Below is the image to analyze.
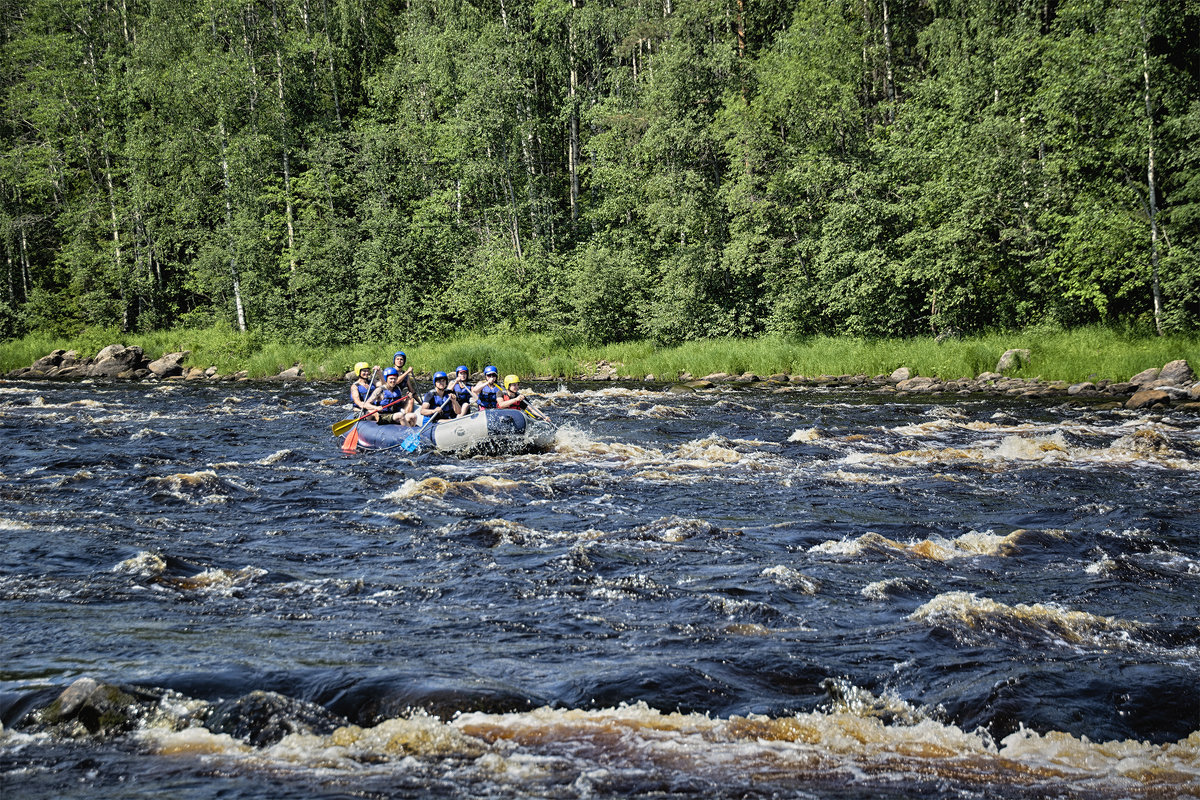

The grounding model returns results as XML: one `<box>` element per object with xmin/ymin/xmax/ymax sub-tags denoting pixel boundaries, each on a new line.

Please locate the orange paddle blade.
<box><xmin>341</xmin><ymin>427</ymin><xmax>360</xmax><ymax>454</ymax></box>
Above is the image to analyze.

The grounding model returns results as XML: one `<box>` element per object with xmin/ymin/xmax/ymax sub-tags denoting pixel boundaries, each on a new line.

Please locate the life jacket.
<box><xmin>453</xmin><ymin>382</ymin><xmax>473</xmax><ymax>404</ymax></box>
<box><xmin>501</xmin><ymin>391</ymin><xmax>526</xmax><ymax>411</ymax></box>
<box><xmin>478</xmin><ymin>384</ymin><xmax>499</xmax><ymax>409</ymax></box>
<box><xmin>352</xmin><ymin>382</ymin><xmax>371</xmax><ymax>403</ymax></box>
<box><xmin>377</xmin><ymin>385</ymin><xmax>406</xmax><ymax>409</ymax></box>
<box><xmin>422</xmin><ymin>389</ymin><xmax>455</xmax><ymax>422</ymax></box>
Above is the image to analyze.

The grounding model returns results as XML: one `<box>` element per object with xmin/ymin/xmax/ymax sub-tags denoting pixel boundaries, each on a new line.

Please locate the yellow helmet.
<box><xmin>504</xmin><ymin>374</ymin><xmax>520</xmax><ymax>389</ymax></box>
<box><xmin>354</xmin><ymin>361</ymin><xmax>370</xmax><ymax>373</ymax></box>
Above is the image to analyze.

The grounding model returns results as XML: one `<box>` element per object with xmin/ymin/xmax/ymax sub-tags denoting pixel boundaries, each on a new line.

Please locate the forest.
<box><xmin>1</xmin><ymin>0</ymin><xmax>1198</xmax><ymax>347</ymax></box>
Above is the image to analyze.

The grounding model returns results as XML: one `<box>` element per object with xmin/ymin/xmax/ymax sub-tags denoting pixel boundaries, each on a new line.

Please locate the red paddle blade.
<box><xmin>341</xmin><ymin>427</ymin><xmax>360</xmax><ymax>454</ymax></box>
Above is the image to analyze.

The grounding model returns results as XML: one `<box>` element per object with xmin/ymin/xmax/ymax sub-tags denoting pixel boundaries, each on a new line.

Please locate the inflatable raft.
<box><xmin>343</xmin><ymin>408</ymin><xmax>555</xmax><ymax>455</ymax></box>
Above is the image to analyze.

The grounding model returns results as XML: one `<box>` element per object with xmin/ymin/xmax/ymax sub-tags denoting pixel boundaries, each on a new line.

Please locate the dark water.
<box><xmin>1</xmin><ymin>379</ymin><xmax>1197</xmax><ymax>799</ymax></box>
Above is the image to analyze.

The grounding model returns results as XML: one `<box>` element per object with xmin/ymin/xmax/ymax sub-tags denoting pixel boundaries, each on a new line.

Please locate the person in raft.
<box><xmin>388</xmin><ymin>351</ymin><xmax>417</xmax><ymax>414</ymax></box>
<box><xmin>367</xmin><ymin>367</ymin><xmax>417</xmax><ymax>425</ymax></box>
<box><xmin>497</xmin><ymin>375</ymin><xmax>550</xmax><ymax>421</ymax></box>
<box><xmin>472</xmin><ymin>365</ymin><xmax>501</xmax><ymax>410</ymax></box>
<box><xmin>349</xmin><ymin>362</ymin><xmax>376</xmax><ymax>413</ymax></box>
<box><xmin>449</xmin><ymin>366</ymin><xmax>475</xmax><ymax>413</ymax></box>
<box><xmin>418</xmin><ymin>371</ymin><xmax>465</xmax><ymax>423</ymax></box>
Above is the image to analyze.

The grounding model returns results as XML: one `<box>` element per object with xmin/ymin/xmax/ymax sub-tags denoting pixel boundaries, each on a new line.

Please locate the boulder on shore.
<box><xmin>896</xmin><ymin>376</ymin><xmax>939</xmax><ymax>392</ymax></box>
<box><xmin>275</xmin><ymin>365</ymin><xmax>304</xmax><ymax>381</ymax></box>
<box><xmin>1126</xmin><ymin>389</ymin><xmax>1172</xmax><ymax>410</ymax></box>
<box><xmin>1129</xmin><ymin>367</ymin><xmax>1161</xmax><ymax>386</ymax></box>
<box><xmin>147</xmin><ymin>350</ymin><xmax>189</xmax><ymax>378</ymax></box>
<box><xmin>88</xmin><ymin>344</ymin><xmax>148</xmax><ymax>378</ymax></box>
<box><xmin>996</xmin><ymin>348</ymin><xmax>1031</xmax><ymax>373</ymax></box>
<box><xmin>1158</xmin><ymin>359</ymin><xmax>1194</xmax><ymax>385</ymax></box>
<box><xmin>889</xmin><ymin>367</ymin><xmax>912</xmax><ymax>383</ymax></box>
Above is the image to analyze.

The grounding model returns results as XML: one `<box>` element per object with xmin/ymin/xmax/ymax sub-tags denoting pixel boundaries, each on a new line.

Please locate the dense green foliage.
<box><xmin>2</xmin><ymin>0</ymin><xmax>1197</xmax><ymax>345</ymax></box>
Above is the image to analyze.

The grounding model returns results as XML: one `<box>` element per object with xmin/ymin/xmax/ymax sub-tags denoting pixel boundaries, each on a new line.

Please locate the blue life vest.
<box><xmin>422</xmin><ymin>390</ymin><xmax>455</xmax><ymax>421</ymax></box>
<box><xmin>478</xmin><ymin>385</ymin><xmax>499</xmax><ymax>409</ymax></box>
<box><xmin>453</xmin><ymin>383</ymin><xmax>472</xmax><ymax>404</ymax></box>
<box><xmin>377</xmin><ymin>386</ymin><xmax>406</xmax><ymax>408</ymax></box>
<box><xmin>353</xmin><ymin>382</ymin><xmax>371</xmax><ymax>403</ymax></box>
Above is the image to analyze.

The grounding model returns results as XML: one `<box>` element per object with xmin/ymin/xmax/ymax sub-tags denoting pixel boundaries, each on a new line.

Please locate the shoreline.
<box><xmin>5</xmin><ymin>344</ymin><xmax>1198</xmax><ymax>411</ymax></box>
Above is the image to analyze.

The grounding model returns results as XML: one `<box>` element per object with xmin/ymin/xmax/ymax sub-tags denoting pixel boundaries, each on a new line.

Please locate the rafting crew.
<box><xmin>346</xmin><ymin>360</ymin><xmax>549</xmax><ymax>427</ymax></box>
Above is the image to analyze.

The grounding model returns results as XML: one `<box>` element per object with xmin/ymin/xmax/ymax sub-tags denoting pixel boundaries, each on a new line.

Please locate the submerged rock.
<box><xmin>205</xmin><ymin>690</ymin><xmax>346</xmax><ymax>747</ymax></box>
<box><xmin>25</xmin><ymin>677</ymin><xmax>164</xmax><ymax>738</ymax></box>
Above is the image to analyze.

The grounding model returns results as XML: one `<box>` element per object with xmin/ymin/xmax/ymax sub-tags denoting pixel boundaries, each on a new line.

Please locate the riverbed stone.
<box><xmin>147</xmin><ymin>351</ymin><xmax>189</xmax><ymax>378</ymax></box>
<box><xmin>204</xmin><ymin>690</ymin><xmax>346</xmax><ymax>747</ymax></box>
<box><xmin>996</xmin><ymin>348</ymin><xmax>1031</xmax><ymax>373</ymax></box>
<box><xmin>1190</xmin><ymin>383</ymin><xmax>1200</xmax><ymax>400</ymax></box>
<box><xmin>1105</xmin><ymin>382</ymin><xmax>1136</xmax><ymax>394</ymax></box>
<box><xmin>889</xmin><ymin>367</ymin><xmax>912</xmax><ymax>382</ymax></box>
<box><xmin>1126</xmin><ymin>389</ymin><xmax>1172</xmax><ymax>410</ymax></box>
<box><xmin>976</xmin><ymin>371</ymin><xmax>1003</xmax><ymax>382</ymax></box>
<box><xmin>1159</xmin><ymin>359</ymin><xmax>1194</xmax><ymax>385</ymax></box>
<box><xmin>702</xmin><ymin>372</ymin><xmax>731</xmax><ymax>382</ymax></box>
<box><xmin>28</xmin><ymin>677</ymin><xmax>163</xmax><ymax>738</ymax></box>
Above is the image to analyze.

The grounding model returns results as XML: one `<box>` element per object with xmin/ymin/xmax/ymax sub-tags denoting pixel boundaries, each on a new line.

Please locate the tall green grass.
<box><xmin>2</xmin><ymin>325</ymin><xmax>1197</xmax><ymax>383</ymax></box>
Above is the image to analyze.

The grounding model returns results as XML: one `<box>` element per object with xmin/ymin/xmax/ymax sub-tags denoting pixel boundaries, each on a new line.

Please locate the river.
<box><xmin>1</xmin><ymin>378</ymin><xmax>1197</xmax><ymax>799</ymax></box>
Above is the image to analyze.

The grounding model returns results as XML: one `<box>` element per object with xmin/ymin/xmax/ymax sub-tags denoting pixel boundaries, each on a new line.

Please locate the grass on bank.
<box><xmin>1</xmin><ymin>325</ymin><xmax>1197</xmax><ymax>384</ymax></box>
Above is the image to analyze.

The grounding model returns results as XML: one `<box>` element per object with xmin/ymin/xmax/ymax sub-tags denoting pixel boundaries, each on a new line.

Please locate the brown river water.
<box><xmin>1</xmin><ymin>379</ymin><xmax>1197</xmax><ymax>799</ymax></box>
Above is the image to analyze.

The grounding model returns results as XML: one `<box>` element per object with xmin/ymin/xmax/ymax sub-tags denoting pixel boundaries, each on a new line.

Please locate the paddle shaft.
<box><xmin>332</xmin><ymin>395</ymin><xmax>409</xmax><ymax>436</ymax></box>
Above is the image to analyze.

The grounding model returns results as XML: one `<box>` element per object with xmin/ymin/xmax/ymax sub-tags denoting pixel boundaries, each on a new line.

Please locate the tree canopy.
<box><xmin>2</xmin><ymin>0</ymin><xmax>1197</xmax><ymax>344</ymax></box>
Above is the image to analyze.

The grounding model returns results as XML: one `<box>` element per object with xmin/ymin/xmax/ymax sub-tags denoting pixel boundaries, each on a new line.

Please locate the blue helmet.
<box><xmin>456</xmin><ymin>365</ymin><xmax>469</xmax><ymax>374</ymax></box>
<box><xmin>484</xmin><ymin>365</ymin><xmax>498</xmax><ymax>376</ymax></box>
<box><xmin>393</xmin><ymin>351</ymin><xmax>406</xmax><ymax>361</ymax></box>
<box><xmin>433</xmin><ymin>371</ymin><xmax>448</xmax><ymax>381</ymax></box>
<box><xmin>383</xmin><ymin>367</ymin><xmax>400</xmax><ymax>379</ymax></box>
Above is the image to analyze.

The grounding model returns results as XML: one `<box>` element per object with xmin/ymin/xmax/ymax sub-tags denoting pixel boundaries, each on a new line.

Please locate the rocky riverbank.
<box><xmin>5</xmin><ymin>345</ymin><xmax>1198</xmax><ymax>410</ymax></box>
<box><xmin>671</xmin><ymin>358</ymin><xmax>1199</xmax><ymax>411</ymax></box>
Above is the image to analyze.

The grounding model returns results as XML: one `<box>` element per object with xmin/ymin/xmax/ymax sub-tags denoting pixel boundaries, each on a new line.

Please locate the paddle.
<box><xmin>401</xmin><ymin>394</ymin><xmax>455</xmax><ymax>453</ymax></box>
<box><xmin>332</xmin><ymin>395</ymin><xmax>408</xmax><ymax>437</ymax></box>
<box><xmin>522</xmin><ymin>407</ymin><xmax>552</xmax><ymax>424</ymax></box>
